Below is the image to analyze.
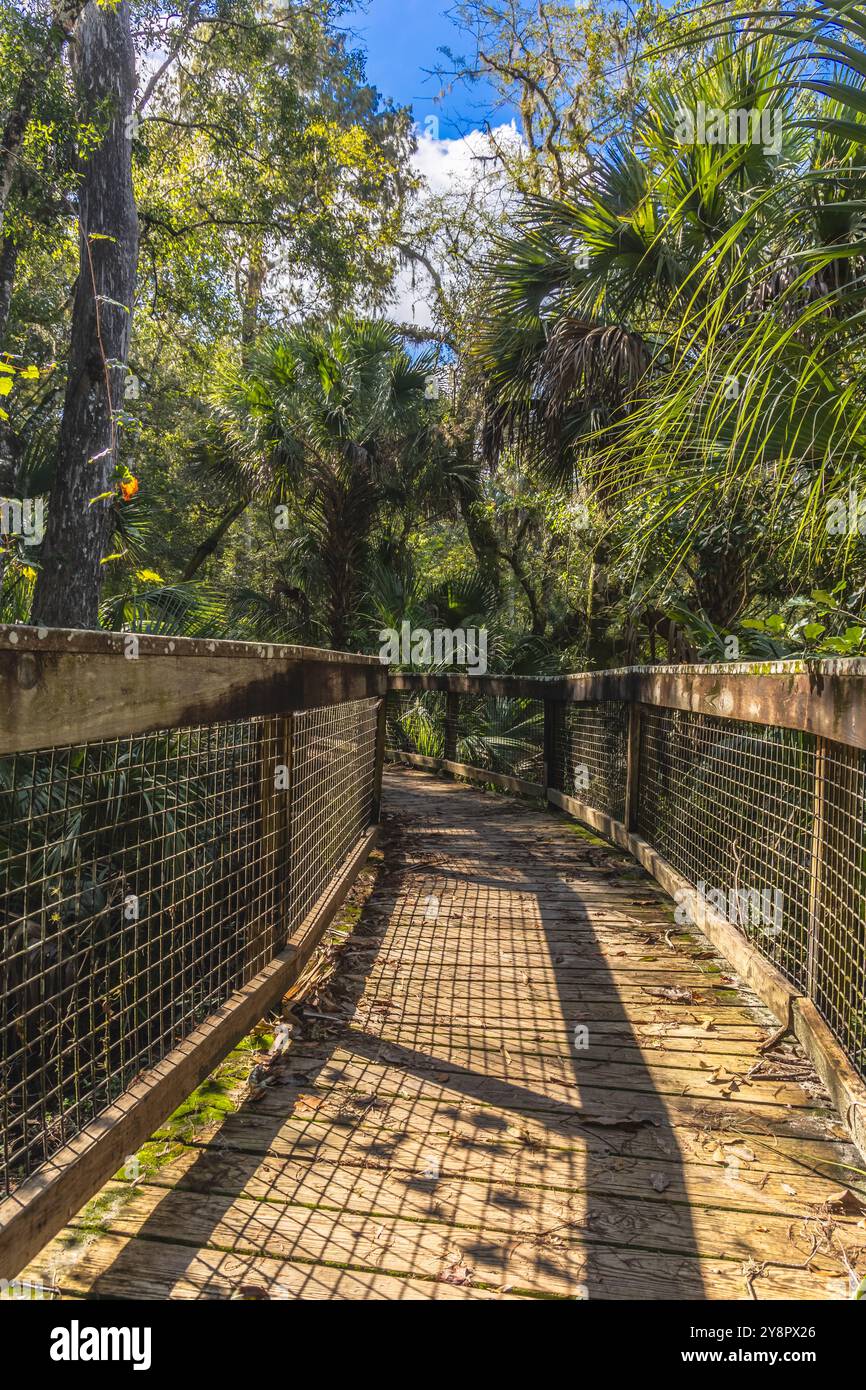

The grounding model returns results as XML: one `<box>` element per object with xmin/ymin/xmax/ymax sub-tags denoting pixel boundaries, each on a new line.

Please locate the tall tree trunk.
<box><xmin>0</xmin><ymin>232</ymin><xmax>19</xmax><ymax>526</ymax></box>
<box><xmin>0</xmin><ymin>232</ymin><xmax>21</xmax><ymax>599</ymax></box>
<box><xmin>319</xmin><ymin>460</ymin><xmax>375</xmax><ymax>650</ymax></box>
<box><xmin>240</xmin><ymin>238</ymin><xmax>267</xmax><ymax>349</ymax></box>
<box><xmin>693</xmin><ymin>535</ymin><xmax>750</xmax><ymax>630</ymax></box>
<box><xmin>583</xmin><ymin>531</ymin><xmax>627</xmax><ymax>666</ymax></box>
<box><xmin>31</xmin><ymin>1</ymin><xmax>138</xmax><ymax>630</ymax></box>
<box><xmin>0</xmin><ymin>2</ymin><xmax>87</xmax><ymax>240</ymax></box>
<box><xmin>505</xmin><ymin>546</ymin><xmax>546</xmax><ymax>636</ymax></box>
<box><xmin>0</xmin><ymin>232</ymin><xmax>18</xmax><ymax>345</ymax></box>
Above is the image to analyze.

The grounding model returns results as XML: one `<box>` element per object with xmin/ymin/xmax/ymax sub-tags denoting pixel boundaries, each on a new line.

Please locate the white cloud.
<box><xmin>413</xmin><ymin>121</ymin><xmax>521</xmax><ymax>190</ymax></box>
<box><xmin>388</xmin><ymin>121</ymin><xmax>523</xmax><ymax>331</ymax></box>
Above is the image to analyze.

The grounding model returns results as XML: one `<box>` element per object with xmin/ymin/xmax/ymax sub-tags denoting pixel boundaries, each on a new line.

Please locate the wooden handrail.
<box><xmin>0</xmin><ymin>625</ymin><xmax>385</xmax><ymax>755</ymax></box>
<box><xmin>388</xmin><ymin>658</ymin><xmax>866</xmax><ymax>751</ymax></box>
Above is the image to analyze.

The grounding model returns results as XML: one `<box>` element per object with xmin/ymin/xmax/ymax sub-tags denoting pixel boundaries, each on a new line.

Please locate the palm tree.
<box><xmin>475</xmin><ymin>29</ymin><xmax>806</xmax><ymax>466</ymax></box>
<box><xmin>213</xmin><ymin>317</ymin><xmax>439</xmax><ymax>649</ymax></box>
<box><xmin>601</xmin><ymin>8</ymin><xmax>866</xmax><ymax>584</ymax></box>
<box><xmin>471</xmin><ymin>17</ymin><xmax>866</xmax><ymax>642</ymax></box>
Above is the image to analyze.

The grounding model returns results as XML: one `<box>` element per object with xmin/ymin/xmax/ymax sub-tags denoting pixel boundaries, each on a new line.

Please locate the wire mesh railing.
<box><xmin>553</xmin><ymin>700</ymin><xmax>628</xmax><ymax>820</ymax></box>
<box><xmin>805</xmin><ymin>739</ymin><xmax>866</xmax><ymax>1076</ymax></box>
<box><xmin>386</xmin><ymin>690</ymin><xmax>446</xmax><ymax>760</ymax></box>
<box><xmin>454</xmin><ymin>693</ymin><xmax>544</xmax><ymax>782</ymax></box>
<box><xmin>0</xmin><ymin>638</ymin><xmax>382</xmax><ymax>1204</ymax></box>
<box><xmin>387</xmin><ymin>689</ymin><xmax>544</xmax><ymax>784</ymax></box>
<box><xmin>386</xmin><ymin>666</ymin><xmax>866</xmax><ymax>1085</ymax></box>
<box><xmin>637</xmin><ymin>708</ymin><xmax>815</xmax><ymax>991</ymax></box>
<box><xmin>637</xmin><ymin>706</ymin><xmax>866</xmax><ymax>1078</ymax></box>
<box><xmin>288</xmin><ymin>700</ymin><xmax>379</xmax><ymax>931</ymax></box>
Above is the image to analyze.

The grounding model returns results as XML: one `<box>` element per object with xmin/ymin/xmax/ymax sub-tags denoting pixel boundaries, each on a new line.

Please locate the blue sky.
<box><xmin>346</xmin><ymin>0</ymin><xmax>517</xmax><ymax>139</ymax></box>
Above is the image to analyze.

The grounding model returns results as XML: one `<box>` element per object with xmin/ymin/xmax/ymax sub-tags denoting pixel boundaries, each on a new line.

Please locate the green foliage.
<box><xmin>465</xmin><ymin>7</ymin><xmax>866</xmax><ymax>663</ymax></box>
<box><xmin>8</xmin><ymin>0</ymin><xmax>866</xmax><ymax>671</ymax></box>
<box><xmin>210</xmin><ymin>316</ymin><xmax>442</xmax><ymax>647</ymax></box>
<box><xmin>0</xmin><ymin>0</ymin><xmax>418</xmax><ymax>634</ymax></box>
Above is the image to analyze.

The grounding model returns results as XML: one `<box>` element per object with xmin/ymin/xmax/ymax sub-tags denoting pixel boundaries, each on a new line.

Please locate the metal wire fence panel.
<box><xmin>0</xmin><ymin>700</ymin><xmax>378</xmax><ymax>1197</ymax></box>
<box><xmin>287</xmin><ymin>699</ymin><xmax>378</xmax><ymax>932</ymax></box>
<box><xmin>637</xmin><ymin>707</ymin><xmax>815</xmax><ymax>991</ymax></box>
<box><xmin>812</xmin><ymin>741</ymin><xmax>866</xmax><ymax>1076</ymax></box>
<box><xmin>555</xmin><ymin>702</ymin><xmax>629</xmax><ymax>819</ymax></box>
<box><xmin>385</xmin><ymin>691</ymin><xmax>445</xmax><ymax>758</ymax></box>
<box><xmin>455</xmin><ymin>694</ymin><xmax>544</xmax><ymax>783</ymax></box>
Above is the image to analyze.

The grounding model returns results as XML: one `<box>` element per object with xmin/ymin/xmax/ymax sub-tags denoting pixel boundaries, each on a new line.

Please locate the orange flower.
<box><xmin>119</xmin><ymin>475</ymin><xmax>139</xmax><ymax>501</ymax></box>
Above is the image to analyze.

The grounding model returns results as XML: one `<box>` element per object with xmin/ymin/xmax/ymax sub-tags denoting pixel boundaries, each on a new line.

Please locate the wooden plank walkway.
<box><xmin>25</xmin><ymin>768</ymin><xmax>866</xmax><ymax>1299</ymax></box>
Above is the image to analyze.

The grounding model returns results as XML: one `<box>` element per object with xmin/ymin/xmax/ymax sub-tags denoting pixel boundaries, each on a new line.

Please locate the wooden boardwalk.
<box><xmin>26</xmin><ymin>768</ymin><xmax>866</xmax><ymax>1299</ymax></box>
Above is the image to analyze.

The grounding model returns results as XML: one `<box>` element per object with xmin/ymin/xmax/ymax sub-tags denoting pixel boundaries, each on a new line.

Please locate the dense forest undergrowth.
<box><xmin>2</xmin><ymin>0</ymin><xmax>866</xmax><ymax>675</ymax></box>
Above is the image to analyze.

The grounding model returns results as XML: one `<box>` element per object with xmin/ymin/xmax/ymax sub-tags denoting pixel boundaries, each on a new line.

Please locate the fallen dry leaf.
<box><xmin>824</xmin><ymin>1188</ymin><xmax>866</xmax><ymax>1215</ymax></box>
<box><xmin>582</xmin><ymin>1114</ymin><xmax>659</xmax><ymax>1133</ymax></box>
<box><xmin>727</xmin><ymin>1144</ymin><xmax>757</xmax><ymax>1163</ymax></box>
<box><xmin>295</xmin><ymin>1094</ymin><xmax>324</xmax><ymax>1112</ymax></box>
<box><xmin>441</xmin><ymin>1263</ymin><xmax>474</xmax><ymax>1286</ymax></box>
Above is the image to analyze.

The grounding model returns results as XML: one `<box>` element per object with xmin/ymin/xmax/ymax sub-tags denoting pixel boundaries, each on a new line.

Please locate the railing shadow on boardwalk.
<box><xmin>7</xmin><ymin>642</ymin><xmax>864</xmax><ymax>1297</ymax></box>
<box><xmin>79</xmin><ymin>770</ymin><xmax>725</xmax><ymax>1300</ymax></box>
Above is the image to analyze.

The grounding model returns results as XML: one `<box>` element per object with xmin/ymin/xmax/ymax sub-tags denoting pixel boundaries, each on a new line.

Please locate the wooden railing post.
<box><xmin>624</xmin><ymin>701</ymin><xmax>642</xmax><ymax>832</ymax></box>
<box><xmin>543</xmin><ymin>696</ymin><xmax>564</xmax><ymax>793</ymax></box>
<box><xmin>444</xmin><ymin>690</ymin><xmax>460</xmax><ymax>762</ymax></box>
<box><xmin>372</xmin><ymin>697</ymin><xmax>387</xmax><ymax>822</ymax></box>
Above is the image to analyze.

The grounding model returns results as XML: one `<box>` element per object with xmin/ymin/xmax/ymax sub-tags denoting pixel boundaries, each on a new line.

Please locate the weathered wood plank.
<box><xmin>227</xmin><ymin>1055</ymin><xmax>834</xmax><ymax>1129</ymax></box>
<box><xmin>281</xmin><ymin>1035</ymin><xmax>824</xmax><ymax>1099</ymax></box>
<box><xmin>57</xmin><ymin>1183</ymin><xmax>863</xmax><ymax>1294</ymax></box>
<box><xmin>98</xmin><ymin>1139</ymin><xmax>866</xmax><ymax>1230</ymax></box>
<box><xmin>167</xmin><ymin>1103</ymin><xmax>855</xmax><ymax>1186</ymax></box>
<box><xmin>26</xmin><ymin>1233</ymin><xmax>521</xmax><ymax>1300</ymax></box>
<box><xmin>387</xmin><ymin>750</ymin><xmax>542</xmax><ymax>797</ymax></box>
<box><xmin>24</xmin><ymin>1219</ymin><xmax>849</xmax><ymax>1302</ymax></box>
<box><xmin>336</xmin><ymin>1018</ymin><xmax>781</xmax><ymax>1055</ymax></box>
<box><xmin>0</xmin><ymin>627</ymin><xmax>385</xmax><ymax>754</ymax></box>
